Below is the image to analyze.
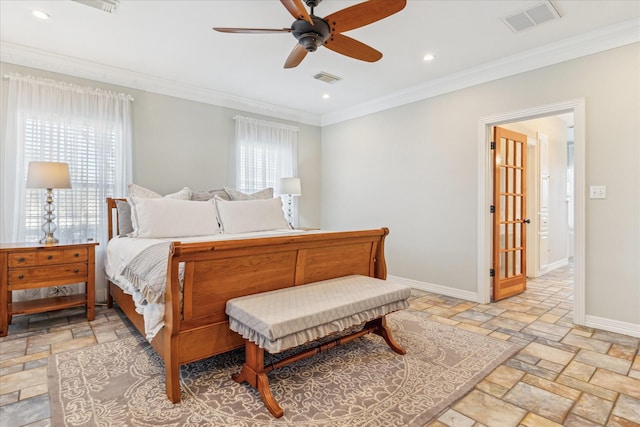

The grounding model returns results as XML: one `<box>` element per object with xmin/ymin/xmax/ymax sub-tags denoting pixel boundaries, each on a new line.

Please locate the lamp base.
<box><xmin>40</xmin><ymin>233</ymin><xmax>59</xmax><ymax>245</ymax></box>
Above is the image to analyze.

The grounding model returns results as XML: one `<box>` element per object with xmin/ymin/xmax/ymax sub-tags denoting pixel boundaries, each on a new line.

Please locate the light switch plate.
<box><xmin>590</xmin><ymin>185</ymin><xmax>607</xmax><ymax>199</ymax></box>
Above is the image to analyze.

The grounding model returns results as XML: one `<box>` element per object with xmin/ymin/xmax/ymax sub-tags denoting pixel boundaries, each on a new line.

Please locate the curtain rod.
<box><xmin>4</xmin><ymin>73</ymin><xmax>134</xmax><ymax>101</ymax></box>
<box><xmin>234</xmin><ymin>115</ymin><xmax>299</xmax><ymax>132</ymax></box>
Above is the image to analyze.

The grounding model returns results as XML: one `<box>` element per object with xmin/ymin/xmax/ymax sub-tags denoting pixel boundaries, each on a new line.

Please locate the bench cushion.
<box><xmin>226</xmin><ymin>275</ymin><xmax>411</xmax><ymax>353</ymax></box>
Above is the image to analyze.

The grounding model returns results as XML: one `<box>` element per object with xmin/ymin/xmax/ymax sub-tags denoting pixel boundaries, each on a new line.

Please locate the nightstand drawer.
<box><xmin>8</xmin><ymin>263</ymin><xmax>88</xmax><ymax>286</ymax></box>
<box><xmin>37</xmin><ymin>250</ymin><xmax>65</xmax><ymax>265</ymax></box>
<box><xmin>8</xmin><ymin>252</ymin><xmax>37</xmax><ymax>267</ymax></box>
<box><xmin>63</xmin><ymin>248</ymin><xmax>88</xmax><ymax>262</ymax></box>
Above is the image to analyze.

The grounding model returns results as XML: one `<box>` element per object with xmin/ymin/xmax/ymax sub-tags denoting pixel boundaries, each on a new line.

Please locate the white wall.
<box><xmin>321</xmin><ymin>43</ymin><xmax>640</xmax><ymax>327</ymax></box>
<box><xmin>0</xmin><ymin>62</ymin><xmax>323</xmax><ymax>228</ymax></box>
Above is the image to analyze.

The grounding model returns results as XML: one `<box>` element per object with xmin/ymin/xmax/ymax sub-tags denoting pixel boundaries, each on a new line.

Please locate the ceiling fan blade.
<box><xmin>324</xmin><ymin>0</ymin><xmax>406</xmax><ymax>33</ymax></box>
<box><xmin>324</xmin><ymin>33</ymin><xmax>382</xmax><ymax>62</ymax></box>
<box><xmin>213</xmin><ymin>27</ymin><xmax>292</xmax><ymax>34</ymax></box>
<box><xmin>280</xmin><ymin>0</ymin><xmax>313</xmax><ymax>25</ymax></box>
<box><xmin>284</xmin><ymin>43</ymin><xmax>308</xmax><ymax>68</ymax></box>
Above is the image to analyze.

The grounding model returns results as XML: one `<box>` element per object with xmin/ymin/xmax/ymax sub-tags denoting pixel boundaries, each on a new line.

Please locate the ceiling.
<box><xmin>1</xmin><ymin>1</ymin><xmax>638</xmax><ymax>126</ymax></box>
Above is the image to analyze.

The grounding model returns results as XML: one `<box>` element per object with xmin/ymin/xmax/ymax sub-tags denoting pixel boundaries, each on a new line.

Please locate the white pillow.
<box><xmin>128</xmin><ymin>184</ymin><xmax>192</xmax><ymax>200</ymax></box>
<box><xmin>224</xmin><ymin>187</ymin><xmax>273</xmax><ymax>201</ymax></box>
<box><xmin>129</xmin><ymin>197</ymin><xmax>219</xmax><ymax>238</ymax></box>
<box><xmin>128</xmin><ymin>183</ymin><xmax>161</xmax><ymax>198</ymax></box>
<box><xmin>214</xmin><ymin>197</ymin><xmax>290</xmax><ymax>234</ymax></box>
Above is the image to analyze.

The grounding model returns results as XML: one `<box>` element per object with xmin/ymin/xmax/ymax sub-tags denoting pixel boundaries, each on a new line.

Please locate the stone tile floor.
<box><xmin>0</xmin><ymin>263</ymin><xmax>638</xmax><ymax>426</ymax></box>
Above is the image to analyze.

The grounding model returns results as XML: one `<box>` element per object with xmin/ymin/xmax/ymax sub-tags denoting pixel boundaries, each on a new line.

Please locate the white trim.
<box><xmin>584</xmin><ymin>315</ymin><xmax>640</xmax><ymax>339</ymax></box>
<box><xmin>477</xmin><ymin>98</ymin><xmax>586</xmax><ymax>325</ymax></box>
<box><xmin>0</xmin><ymin>42</ymin><xmax>321</xmax><ymax>127</ymax></box>
<box><xmin>387</xmin><ymin>275</ymin><xmax>478</xmax><ymax>303</ymax></box>
<box><xmin>538</xmin><ymin>258</ymin><xmax>570</xmax><ymax>276</ymax></box>
<box><xmin>2</xmin><ymin>19</ymin><xmax>637</xmax><ymax>128</ymax></box>
<box><xmin>321</xmin><ymin>19</ymin><xmax>639</xmax><ymax>126</ymax></box>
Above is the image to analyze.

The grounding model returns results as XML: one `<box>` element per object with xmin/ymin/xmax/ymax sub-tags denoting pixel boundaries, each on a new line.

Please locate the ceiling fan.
<box><xmin>213</xmin><ymin>0</ymin><xmax>407</xmax><ymax>69</ymax></box>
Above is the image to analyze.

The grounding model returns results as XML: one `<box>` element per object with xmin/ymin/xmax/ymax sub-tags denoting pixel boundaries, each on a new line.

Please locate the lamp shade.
<box><xmin>280</xmin><ymin>177</ymin><xmax>301</xmax><ymax>195</ymax></box>
<box><xmin>26</xmin><ymin>162</ymin><xmax>72</xmax><ymax>189</ymax></box>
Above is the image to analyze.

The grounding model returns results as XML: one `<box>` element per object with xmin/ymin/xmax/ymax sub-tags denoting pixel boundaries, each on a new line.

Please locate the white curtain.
<box><xmin>231</xmin><ymin>115</ymin><xmax>299</xmax><ymax>224</ymax></box>
<box><xmin>1</xmin><ymin>73</ymin><xmax>133</xmax><ymax>302</ymax></box>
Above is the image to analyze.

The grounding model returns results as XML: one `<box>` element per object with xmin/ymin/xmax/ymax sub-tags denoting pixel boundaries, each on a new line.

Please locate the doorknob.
<box><xmin>523</xmin><ymin>219</ymin><xmax>531</xmax><ymax>224</ymax></box>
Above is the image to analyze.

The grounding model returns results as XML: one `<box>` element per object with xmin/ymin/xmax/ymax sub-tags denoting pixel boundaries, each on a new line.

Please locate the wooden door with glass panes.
<box><xmin>492</xmin><ymin>126</ymin><xmax>529</xmax><ymax>301</ymax></box>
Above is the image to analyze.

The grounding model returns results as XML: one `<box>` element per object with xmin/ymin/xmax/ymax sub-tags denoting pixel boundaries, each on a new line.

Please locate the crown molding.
<box><xmin>0</xmin><ymin>42</ymin><xmax>321</xmax><ymax>127</ymax></box>
<box><xmin>320</xmin><ymin>18</ymin><xmax>640</xmax><ymax>126</ymax></box>
<box><xmin>2</xmin><ymin>18</ymin><xmax>638</xmax><ymax>128</ymax></box>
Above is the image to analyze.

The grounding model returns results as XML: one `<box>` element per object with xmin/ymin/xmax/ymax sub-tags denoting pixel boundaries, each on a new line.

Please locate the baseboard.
<box><xmin>387</xmin><ymin>275</ymin><xmax>479</xmax><ymax>303</ymax></box>
<box><xmin>539</xmin><ymin>258</ymin><xmax>569</xmax><ymax>276</ymax></box>
<box><xmin>584</xmin><ymin>315</ymin><xmax>640</xmax><ymax>338</ymax></box>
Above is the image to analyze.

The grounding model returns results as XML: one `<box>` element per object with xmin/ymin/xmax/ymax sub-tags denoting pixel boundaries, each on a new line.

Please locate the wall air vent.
<box><xmin>502</xmin><ymin>0</ymin><xmax>560</xmax><ymax>33</ymax></box>
<box><xmin>313</xmin><ymin>71</ymin><xmax>342</xmax><ymax>84</ymax></box>
<box><xmin>72</xmin><ymin>0</ymin><xmax>120</xmax><ymax>13</ymax></box>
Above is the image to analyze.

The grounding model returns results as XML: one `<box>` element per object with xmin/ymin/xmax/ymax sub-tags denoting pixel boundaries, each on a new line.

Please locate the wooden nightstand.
<box><xmin>0</xmin><ymin>240</ymin><xmax>98</xmax><ymax>337</ymax></box>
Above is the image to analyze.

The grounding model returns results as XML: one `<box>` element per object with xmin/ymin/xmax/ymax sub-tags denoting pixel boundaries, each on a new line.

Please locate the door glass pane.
<box><xmin>500</xmin><ymin>166</ymin><xmax>506</xmax><ymax>193</ymax></box>
<box><xmin>500</xmin><ymin>253</ymin><xmax>506</xmax><ymax>278</ymax></box>
<box><xmin>499</xmin><ymin>138</ymin><xmax>506</xmax><ymax>166</ymax></box>
<box><xmin>515</xmin><ymin>169</ymin><xmax>522</xmax><ymax>194</ymax></box>
<box><xmin>507</xmin><ymin>167</ymin><xmax>514</xmax><ymax>193</ymax></box>
<box><xmin>507</xmin><ymin>139</ymin><xmax>515</xmax><ymax>166</ymax></box>
<box><xmin>500</xmin><ymin>196</ymin><xmax>507</xmax><ymax>221</ymax></box>
<box><xmin>516</xmin><ymin>142</ymin><xmax>522</xmax><ymax>167</ymax></box>
<box><xmin>515</xmin><ymin>250</ymin><xmax>521</xmax><ymax>275</ymax></box>
<box><xmin>515</xmin><ymin>196</ymin><xmax>521</xmax><ymax>220</ymax></box>
<box><xmin>515</xmin><ymin>221</ymin><xmax>521</xmax><ymax>248</ymax></box>
<box><xmin>500</xmin><ymin>223</ymin><xmax>506</xmax><ymax>250</ymax></box>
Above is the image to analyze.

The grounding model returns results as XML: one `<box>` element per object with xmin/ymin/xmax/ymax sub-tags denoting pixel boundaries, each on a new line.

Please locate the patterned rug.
<box><xmin>49</xmin><ymin>310</ymin><xmax>521</xmax><ymax>426</ymax></box>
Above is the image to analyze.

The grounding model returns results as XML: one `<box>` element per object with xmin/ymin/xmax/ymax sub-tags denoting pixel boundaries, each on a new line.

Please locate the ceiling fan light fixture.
<box><xmin>299</xmin><ymin>32</ymin><xmax>325</xmax><ymax>52</ymax></box>
<box><xmin>423</xmin><ymin>53</ymin><xmax>435</xmax><ymax>62</ymax></box>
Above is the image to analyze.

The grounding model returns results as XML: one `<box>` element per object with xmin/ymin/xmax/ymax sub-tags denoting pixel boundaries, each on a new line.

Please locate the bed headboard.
<box><xmin>107</xmin><ymin>197</ymin><xmax>127</xmax><ymax>240</ymax></box>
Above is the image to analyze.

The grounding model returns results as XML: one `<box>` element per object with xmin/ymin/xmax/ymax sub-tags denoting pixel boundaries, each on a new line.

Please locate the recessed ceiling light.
<box><xmin>322</xmin><ymin>93</ymin><xmax>330</xmax><ymax>99</ymax></box>
<box><xmin>32</xmin><ymin>10</ymin><xmax>51</xmax><ymax>20</ymax></box>
<box><xmin>423</xmin><ymin>53</ymin><xmax>435</xmax><ymax>62</ymax></box>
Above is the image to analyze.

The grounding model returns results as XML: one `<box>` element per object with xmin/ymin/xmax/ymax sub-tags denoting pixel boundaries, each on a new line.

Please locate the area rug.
<box><xmin>49</xmin><ymin>310</ymin><xmax>521</xmax><ymax>426</ymax></box>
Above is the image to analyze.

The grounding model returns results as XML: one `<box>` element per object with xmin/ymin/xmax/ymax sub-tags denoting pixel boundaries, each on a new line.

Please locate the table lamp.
<box><xmin>279</xmin><ymin>177</ymin><xmax>301</xmax><ymax>227</ymax></box>
<box><xmin>26</xmin><ymin>162</ymin><xmax>72</xmax><ymax>244</ymax></box>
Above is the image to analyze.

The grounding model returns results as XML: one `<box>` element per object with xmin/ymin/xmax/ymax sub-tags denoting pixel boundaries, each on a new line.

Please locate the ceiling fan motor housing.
<box><xmin>292</xmin><ymin>16</ymin><xmax>330</xmax><ymax>52</ymax></box>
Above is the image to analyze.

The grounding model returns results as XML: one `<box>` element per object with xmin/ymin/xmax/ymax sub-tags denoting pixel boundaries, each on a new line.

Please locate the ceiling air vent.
<box><xmin>314</xmin><ymin>71</ymin><xmax>342</xmax><ymax>84</ymax></box>
<box><xmin>72</xmin><ymin>0</ymin><xmax>120</xmax><ymax>13</ymax></box>
<box><xmin>502</xmin><ymin>0</ymin><xmax>560</xmax><ymax>33</ymax></box>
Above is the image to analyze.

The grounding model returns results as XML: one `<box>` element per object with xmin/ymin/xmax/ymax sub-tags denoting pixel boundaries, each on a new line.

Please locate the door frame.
<box><xmin>476</xmin><ymin>98</ymin><xmax>586</xmax><ymax>325</ymax></box>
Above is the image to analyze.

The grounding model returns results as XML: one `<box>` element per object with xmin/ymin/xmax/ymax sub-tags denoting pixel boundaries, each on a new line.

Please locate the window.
<box><xmin>1</xmin><ymin>73</ymin><xmax>132</xmax><ymax>300</ymax></box>
<box><xmin>22</xmin><ymin>117</ymin><xmax>118</xmax><ymax>242</ymax></box>
<box><xmin>232</xmin><ymin>115</ymin><xmax>299</xmax><ymax>223</ymax></box>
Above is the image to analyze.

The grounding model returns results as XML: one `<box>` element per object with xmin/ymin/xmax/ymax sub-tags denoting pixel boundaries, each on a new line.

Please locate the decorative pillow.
<box><xmin>128</xmin><ymin>197</ymin><xmax>219</xmax><ymax>238</ymax></box>
<box><xmin>115</xmin><ymin>200</ymin><xmax>134</xmax><ymax>236</ymax></box>
<box><xmin>191</xmin><ymin>188</ymin><xmax>231</xmax><ymax>202</ymax></box>
<box><xmin>128</xmin><ymin>184</ymin><xmax>192</xmax><ymax>200</ymax></box>
<box><xmin>214</xmin><ymin>196</ymin><xmax>289</xmax><ymax>234</ymax></box>
<box><xmin>128</xmin><ymin>184</ymin><xmax>161</xmax><ymax>198</ymax></box>
<box><xmin>224</xmin><ymin>187</ymin><xmax>273</xmax><ymax>201</ymax></box>
<box><xmin>164</xmin><ymin>187</ymin><xmax>192</xmax><ymax>200</ymax></box>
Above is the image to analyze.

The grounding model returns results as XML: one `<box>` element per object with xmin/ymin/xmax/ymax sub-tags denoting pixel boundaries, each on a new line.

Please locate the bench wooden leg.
<box><xmin>366</xmin><ymin>316</ymin><xmax>406</xmax><ymax>355</ymax></box>
<box><xmin>233</xmin><ymin>340</ymin><xmax>284</xmax><ymax>418</ymax></box>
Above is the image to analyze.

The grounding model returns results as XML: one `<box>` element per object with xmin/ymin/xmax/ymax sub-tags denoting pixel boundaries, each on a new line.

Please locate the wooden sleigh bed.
<box><xmin>105</xmin><ymin>197</ymin><xmax>392</xmax><ymax>404</ymax></box>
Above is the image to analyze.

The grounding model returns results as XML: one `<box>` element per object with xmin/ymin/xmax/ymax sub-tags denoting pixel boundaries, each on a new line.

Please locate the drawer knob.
<box><xmin>18</xmin><ymin>257</ymin><xmax>25</xmax><ymax>262</ymax></box>
<box><xmin>74</xmin><ymin>269</ymin><xmax>80</xmax><ymax>273</ymax></box>
<box><xmin>47</xmin><ymin>255</ymin><xmax>53</xmax><ymax>260</ymax></box>
<box><xmin>18</xmin><ymin>274</ymin><xmax>24</xmax><ymax>279</ymax></box>
<box><xmin>74</xmin><ymin>253</ymin><xmax>80</xmax><ymax>257</ymax></box>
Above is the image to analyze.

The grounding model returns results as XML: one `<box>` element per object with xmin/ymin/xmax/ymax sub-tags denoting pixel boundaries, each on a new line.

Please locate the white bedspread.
<box><xmin>105</xmin><ymin>229</ymin><xmax>317</xmax><ymax>340</ymax></box>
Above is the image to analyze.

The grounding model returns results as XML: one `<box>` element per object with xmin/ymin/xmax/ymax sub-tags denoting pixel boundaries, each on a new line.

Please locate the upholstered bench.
<box><xmin>226</xmin><ymin>274</ymin><xmax>411</xmax><ymax>418</ymax></box>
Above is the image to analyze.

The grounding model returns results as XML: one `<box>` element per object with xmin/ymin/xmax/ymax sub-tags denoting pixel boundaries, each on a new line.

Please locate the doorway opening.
<box><xmin>477</xmin><ymin>99</ymin><xmax>586</xmax><ymax>326</ymax></box>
